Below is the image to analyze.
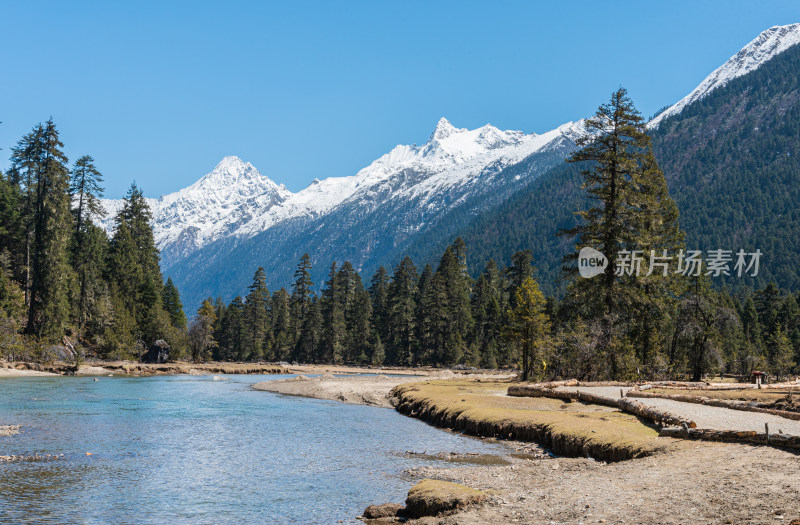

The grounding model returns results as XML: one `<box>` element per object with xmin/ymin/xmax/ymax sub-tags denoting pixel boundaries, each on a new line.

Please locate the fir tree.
<box><xmin>243</xmin><ymin>267</ymin><xmax>270</xmax><ymax>361</ymax></box>
<box><xmin>560</xmin><ymin>88</ymin><xmax>683</xmax><ymax>379</ymax></box>
<box><xmin>508</xmin><ymin>277</ymin><xmax>550</xmax><ymax>381</ymax></box>
<box><xmin>290</xmin><ymin>253</ymin><xmax>314</xmax><ymax>351</ymax></box>
<box><xmin>189</xmin><ymin>299</ymin><xmax>217</xmax><ymax>362</ymax></box>
<box><xmin>320</xmin><ymin>261</ymin><xmax>345</xmax><ymax>363</ymax></box>
<box><xmin>109</xmin><ymin>183</ymin><xmax>167</xmax><ymax>346</ymax></box>
<box><xmin>769</xmin><ymin>324</ymin><xmax>795</xmax><ymax>380</ymax></box>
<box><xmin>218</xmin><ymin>296</ymin><xmax>244</xmax><ymax>360</ymax></box>
<box><xmin>270</xmin><ymin>288</ymin><xmax>292</xmax><ymax>361</ymax></box>
<box><xmin>388</xmin><ymin>256</ymin><xmax>418</xmax><ymax>365</ymax></box>
<box><xmin>69</xmin><ymin>155</ymin><xmax>104</xmax><ymax>237</ymax></box>
<box><xmin>162</xmin><ymin>277</ymin><xmax>187</xmax><ymax>330</ymax></box>
<box><xmin>24</xmin><ymin>120</ymin><xmax>73</xmax><ymax>340</ymax></box>
<box><xmin>369</xmin><ymin>266</ymin><xmax>390</xmax><ymax>345</ymax></box>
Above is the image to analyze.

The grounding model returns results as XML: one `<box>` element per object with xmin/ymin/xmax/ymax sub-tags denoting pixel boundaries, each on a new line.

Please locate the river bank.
<box><xmin>252</xmin><ymin>368</ymin><xmax>512</xmax><ymax>408</ymax></box>
<box><xmin>0</xmin><ymin>361</ymin><xmax>289</xmax><ymax>376</ymax></box>
<box><xmin>252</xmin><ymin>374</ymin><xmax>800</xmax><ymax>524</ymax></box>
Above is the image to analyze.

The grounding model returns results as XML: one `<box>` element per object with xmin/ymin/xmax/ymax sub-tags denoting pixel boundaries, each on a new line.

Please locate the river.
<box><xmin>0</xmin><ymin>374</ymin><xmax>507</xmax><ymax>524</ymax></box>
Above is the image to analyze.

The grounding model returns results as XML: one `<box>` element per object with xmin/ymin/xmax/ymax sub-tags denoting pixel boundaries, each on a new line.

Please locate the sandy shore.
<box><xmin>253</xmin><ymin>373</ymin><xmax>431</xmax><ymax>408</ymax></box>
<box><xmin>0</xmin><ymin>367</ymin><xmax>58</xmax><ymax>377</ymax></box>
<box><xmin>252</xmin><ymin>368</ymin><xmax>513</xmax><ymax>408</ymax></box>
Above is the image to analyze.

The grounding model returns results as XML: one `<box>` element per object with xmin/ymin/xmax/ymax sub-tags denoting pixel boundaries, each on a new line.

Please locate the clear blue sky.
<box><xmin>1</xmin><ymin>1</ymin><xmax>798</xmax><ymax>197</ymax></box>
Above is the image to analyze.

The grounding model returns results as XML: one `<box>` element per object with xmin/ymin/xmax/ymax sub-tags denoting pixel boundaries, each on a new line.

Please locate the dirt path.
<box><xmin>558</xmin><ymin>386</ymin><xmax>800</xmax><ymax>435</ymax></box>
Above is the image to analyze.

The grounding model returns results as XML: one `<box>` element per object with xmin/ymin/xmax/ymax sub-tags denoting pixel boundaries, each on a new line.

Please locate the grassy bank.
<box><xmin>391</xmin><ymin>379</ymin><xmax>678</xmax><ymax>462</ymax></box>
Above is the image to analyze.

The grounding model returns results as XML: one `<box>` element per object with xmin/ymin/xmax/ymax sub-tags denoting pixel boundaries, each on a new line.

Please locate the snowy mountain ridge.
<box><xmin>100</xmin><ymin>118</ymin><xmax>584</xmax><ymax>256</ymax></box>
<box><xmin>649</xmin><ymin>23</ymin><xmax>800</xmax><ymax>128</ymax></box>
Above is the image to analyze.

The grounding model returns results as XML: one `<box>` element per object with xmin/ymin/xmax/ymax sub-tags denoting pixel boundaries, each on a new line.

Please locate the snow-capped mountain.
<box><xmin>102</xmin><ymin>117</ymin><xmax>583</xmax><ymax>306</ymax></box>
<box><xmin>100</xmin><ymin>156</ymin><xmax>291</xmax><ymax>260</ymax></box>
<box><xmin>649</xmin><ymin>23</ymin><xmax>800</xmax><ymax>128</ymax></box>
<box><xmin>102</xmin><ymin>118</ymin><xmax>583</xmax><ymax>273</ymax></box>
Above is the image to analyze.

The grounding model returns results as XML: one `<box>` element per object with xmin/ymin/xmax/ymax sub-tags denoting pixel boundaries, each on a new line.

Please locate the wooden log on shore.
<box><xmin>618</xmin><ymin>398</ymin><xmax>697</xmax><ymax>428</ymax></box>
<box><xmin>628</xmin><ymin>391</ymin><xmax>800</xmax><ymax>421</ymax></box>
<box><xmin>508</xmin><ymin>385</ymin><xmax>696</xmax><ymax>428</ymax></box>
<box><xmin>658</xmin><ymin>427</ymin><xmax>800</xmax><ymax>451</ymax></box>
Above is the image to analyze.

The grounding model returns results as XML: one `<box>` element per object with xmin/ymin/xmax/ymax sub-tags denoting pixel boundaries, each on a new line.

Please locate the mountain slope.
<box><xmin>650</xmin><ymin>23</ymin><xmax>800</xmax><ymax>127</ymax></box>
<box><xmin>448</xmin><ymin>24</ymin><xmax>800</xmax><ymax>294</ymax></box>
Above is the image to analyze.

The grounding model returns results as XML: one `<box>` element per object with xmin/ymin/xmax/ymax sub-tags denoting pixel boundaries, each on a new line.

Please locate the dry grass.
<box><xmin>392</xmin><ymin>380</ymin><xmax>678</xmax><ymax>461</ymax></box>
<box><xmin>405</xmin><ymin>479</ymin><xmax>487</xmax><ymax>518</ymax></box>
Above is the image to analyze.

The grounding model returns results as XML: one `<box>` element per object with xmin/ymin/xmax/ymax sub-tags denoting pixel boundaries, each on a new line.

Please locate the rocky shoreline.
<box><xmin>0</xmin><ymin>361</ymin><xmax>290</xmax><ymax>377</ymax></box>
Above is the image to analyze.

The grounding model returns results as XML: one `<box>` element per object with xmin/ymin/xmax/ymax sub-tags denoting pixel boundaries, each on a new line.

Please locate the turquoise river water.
<box><xmin>0</xmin><ymin>374</ymin><xmax>507</xmax><ymax>524</ymax></box>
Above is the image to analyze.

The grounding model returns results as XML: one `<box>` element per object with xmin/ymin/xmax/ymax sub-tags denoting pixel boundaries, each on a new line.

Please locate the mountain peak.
<box><xmin>429</xmin><ymin>117</ymin><xmax>462</xmax><ymax>141</ymax></box>
<box><xmin>201</xmin><ymin>156</ymin><xmax>264</xmax><ymax>185</ymax></box>
<box><xmin>215</xmin><ymin>155</ymin><xmax>247</xmax><ymax>171</ymax></box>
<box><xmin>650</xmin><ymin>23</ymin><xmax>800</xmax><ymax>128</ymax></box>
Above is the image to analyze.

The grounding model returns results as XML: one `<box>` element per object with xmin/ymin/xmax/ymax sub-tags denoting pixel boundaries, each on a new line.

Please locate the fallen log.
<box><xmin>618</xmin><ymin>398</ymin><xmax>696</xmax><ymax>428</ymax></box>
<box><xmin>508</xmin><ymin>385</ymin><xmax>696</xmax><ymax>428</ymax></box>
<box><xmin>658</xmin><ymin>427</ymin><xmax>800</xmax><ymax>451</ymax></box>
<box><xmin>628</xmin><ymin>391</ymin><xmax>800</xmax><ymax>421</ymax></box>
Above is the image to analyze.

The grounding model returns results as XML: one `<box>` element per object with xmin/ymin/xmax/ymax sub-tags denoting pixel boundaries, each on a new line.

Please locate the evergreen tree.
<box><xmin>72</xmin><ymin>223</ymin><xmax>111</xmax><ymax>336</ymax></box>
<box><xmin>508</xmin><ymin>277</ymin><xmax>550</xmax><ymax>381</ymax></box>
<box><xmin>9</xmin><ymin>124</ymin><xmax>45</xmax><ymax>305</ymax></box>
<box><xmin>416</xmin><ymin>263</ymin><xmax>445</xmax><ymax>364</ymax></box>
<box><xmin>505</xmin><ymin>250</ymin><xmax>534</xmax><ymax>306</ymax></box>
<box><xmin>320</xmin><ymin>261</ymin><xmax>345</xmax><ymax>363</ymax></box>
<box><xmin>369</xmin><ymin>266</ymin><xmax>390</xmax><ymax>345</ymax></box>
<box><xmin>23</xmin><ymin>120</ymin><xmax>73</xmax><ymax>340</ymax></box>
<box><xmin>218</xmin><ymin>296</ymin><xmax>244</xmax><ymax>360</ymax></box>
<box><xmin>243</xmin><ymin>267</ymin><xmax>270</xmax><ymax>361</ymax></box>
<box><xmin>387</xmin><ymin>256</ymin><xmax>418</xmax><ymax>365</ymax></box>
<box><xmin>189</xmin><ymin>299</ymin><xmax>217</xmax><ymax>362</ymax></box>
<box><xmin>69</xmin><ymin>155</ymin><xmax>104</xmax><ymax>237</ymax></box>
<box><xmin>0</xmin><ymin>171</ymin><xmax>25</xmax><ymax>284</ymax></box>
<box><xmin>472</xmin><ymin>260</ymin><xmax>504</xmax><ymax>367</ymax></box>
<box><xmin>270</xmin><ymin>288</ymin><xmax>292</xmax><ymax>361</ymax></box>
<box><xmin>295</xmin><ymin>297</ymin><xmax>322</xmax><ymax>363</ymax></box>
<box><xmin>560</xmin><ymin>88</ymin><xmax>683</xmax><ymax>379</ymax></box>
<box><xmin>162</xmin><ymin>277</ymin><xmax>187</xmax><ymax>329</ymax></box>
<box><xmin>290</xmin><ymin>253</ymin><xmax>314</xmax><ymax>351</ymax></box>
<box><xmin>109</xmin><ymin>183</ymin><xmax>167</xmax><ymax>346</ymax></box>
<box><xmin>769</xmin><ymin>324</ymin><xmax>795</xmax><ymax>380</ymax></box>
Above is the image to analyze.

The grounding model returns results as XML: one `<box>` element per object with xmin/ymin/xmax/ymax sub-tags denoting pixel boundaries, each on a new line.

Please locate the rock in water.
<box><xmin>141</xmin><ymin>340</ymin><xmax>170</xmax><ymax>364</ymax></box>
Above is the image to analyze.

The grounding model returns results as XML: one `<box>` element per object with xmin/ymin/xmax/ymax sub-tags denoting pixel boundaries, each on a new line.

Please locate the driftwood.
<box><xmin>628</xmin><ymin>391</ymin><xmax>800</xmax><ymax>421</ymax></box>
<box><xmin>508</xmin><ymin>385</ymin><xmax>696</xmax><ymax>428</ymax></box>
<box><xmin>659</xmin><ymin>427</ymin><xmax>800</xmax><ymax>451</ymax></box>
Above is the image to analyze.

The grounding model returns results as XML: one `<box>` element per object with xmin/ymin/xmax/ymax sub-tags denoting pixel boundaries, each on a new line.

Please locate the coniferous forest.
<box><xmin>0</xmin><ymin>120</ymin><xmax>188</xmax><ymax>361</ymax></box>
<box><xmin>2</xmin><ymin>90</ymin><xmax>799</xmax><ymax>382</ymax></box>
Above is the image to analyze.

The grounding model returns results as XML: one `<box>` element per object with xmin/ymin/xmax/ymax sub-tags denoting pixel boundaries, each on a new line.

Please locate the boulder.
<box><xmin>362</xmin><ymin>503</ymin><xmax>404</xmax><ymax>519</ymax></box>
<box><xmin>141</xmin><ymin>340</ymin><xmax>170</xmax><ymax>364</ymax></box>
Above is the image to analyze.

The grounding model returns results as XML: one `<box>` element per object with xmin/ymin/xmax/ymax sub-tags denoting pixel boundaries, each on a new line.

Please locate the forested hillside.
<box><xmin>432</xmin><ymin>39</ymin><xmax>800</xmax><ymax>296</ymax></box>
